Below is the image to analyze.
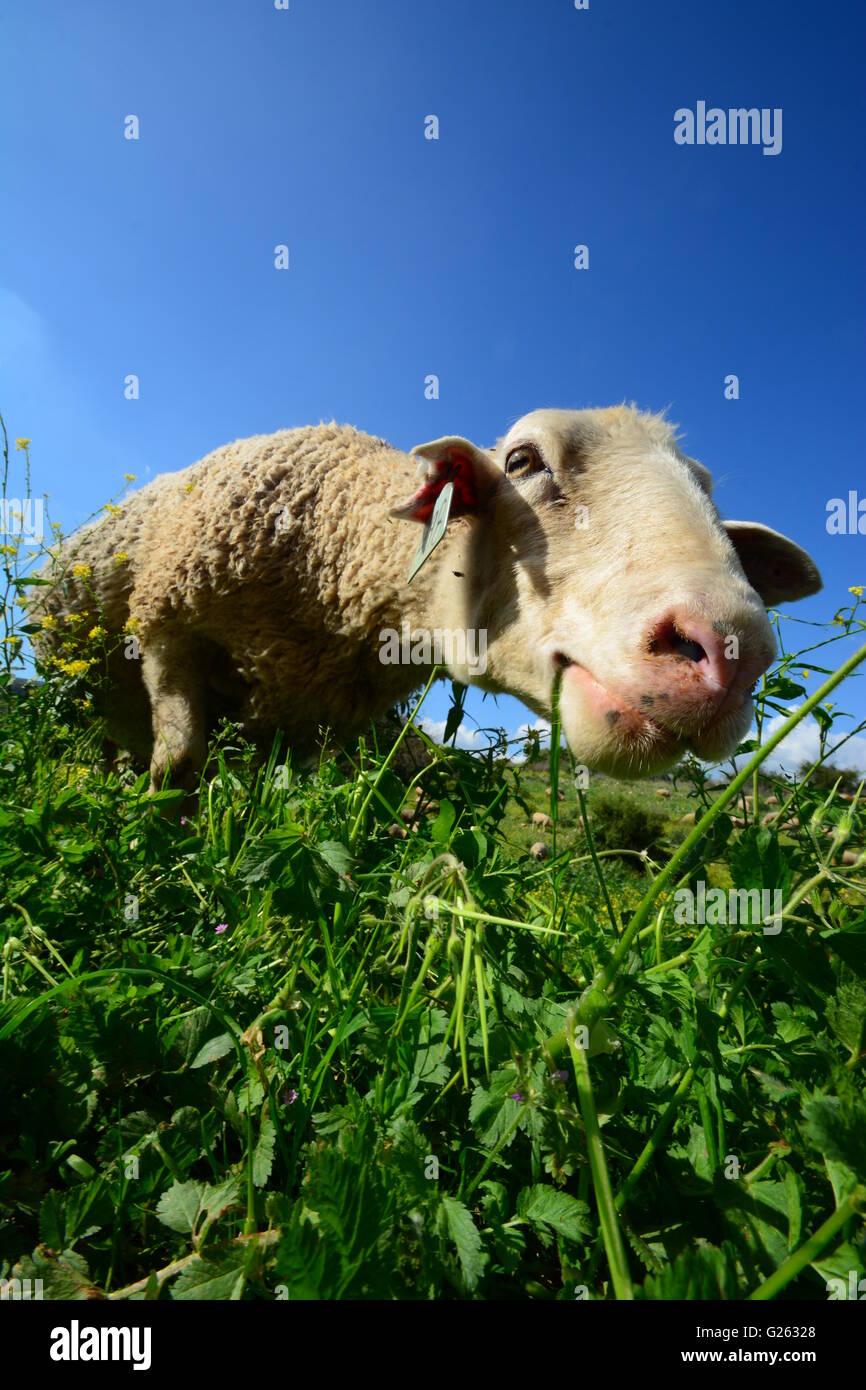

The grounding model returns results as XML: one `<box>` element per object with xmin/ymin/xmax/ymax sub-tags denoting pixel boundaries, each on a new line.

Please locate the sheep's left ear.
<box><xmin>390</xmin><ymin>436</ymin><xmax>501</xmax><ymax>524</ymax></box>
<box><xmin>724</xmin><ymin>521</ymin><xmax>823</xmax><ymax>605</ymax></box>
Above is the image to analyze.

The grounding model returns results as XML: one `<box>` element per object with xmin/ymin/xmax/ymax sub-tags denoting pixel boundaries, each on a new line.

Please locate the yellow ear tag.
<box><xmin>407</xmin><ymin>480</ymin><xmax>453</xmax><ymax>584</ymax></box>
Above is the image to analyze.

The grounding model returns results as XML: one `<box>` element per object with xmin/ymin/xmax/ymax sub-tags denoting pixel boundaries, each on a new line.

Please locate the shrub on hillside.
<box><xmin>587</xmin><ymin>785</ymin><xmax>668</xmax><ymax>859</ymax></box>
<box><xmin>799</xmin><ymin>761</ymin><xmax>862</xmax><ymax>796</ymax></box>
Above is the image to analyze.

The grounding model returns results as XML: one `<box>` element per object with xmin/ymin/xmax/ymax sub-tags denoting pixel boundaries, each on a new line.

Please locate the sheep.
<box><xmin>531</xmin><ymin>811</ymin><xmax>554</xmax><ymax>830</ymax></box>
<box><xmin>30</xmin><ymin>406</ymin><xmax>821</xmax><ymax>790</ymax></box>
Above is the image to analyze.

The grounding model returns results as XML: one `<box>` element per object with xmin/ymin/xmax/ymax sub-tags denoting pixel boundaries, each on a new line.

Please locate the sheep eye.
<box><xmin>505</xmin><ymin>444</ymin><xmax>544</xmax><ymax>479</ymax></box>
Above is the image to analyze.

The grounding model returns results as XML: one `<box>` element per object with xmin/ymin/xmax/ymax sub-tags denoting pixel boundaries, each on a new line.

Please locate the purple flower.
<box><xmin>509</xmin><ymin>1091</ymin><xmax>524</xmax><ymax>1102</ymax></box>
<box><xmin>214</xmin><ymin>922</ymin><xmax>228</xmax><ymax>935</ymax></box>
<box><xmin>283</xmin><ymin>1088</ymin><xmax>299</xmax><ymax>1105</ymax></box>
<box><xmin>551</xmin><ymin>1069</ymin><xmax>568</xmax><ymax>1083</ymax></box>
<box><xmin>180</xmin><ymin>816</ymin><xmax>189</xmax><ymax>826</ymax></box>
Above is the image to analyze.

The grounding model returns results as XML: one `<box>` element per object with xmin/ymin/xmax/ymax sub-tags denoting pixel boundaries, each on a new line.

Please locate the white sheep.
<box><xmin>31</xmin><ymin>406</ymin><xmax>821</xmax><ymax>788</ymax></box>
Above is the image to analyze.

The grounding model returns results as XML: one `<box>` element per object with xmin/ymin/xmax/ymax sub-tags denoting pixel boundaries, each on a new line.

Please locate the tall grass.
<box><xmin>1</xmin><ymin>422</ymin><xmax>864</xmax><ymax>1300</ymax></box>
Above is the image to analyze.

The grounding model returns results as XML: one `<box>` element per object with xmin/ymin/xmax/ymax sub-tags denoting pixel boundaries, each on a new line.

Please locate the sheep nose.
<box><xmin>646</xmin><ymin>612</ymin><xmax>775</xmax><ymax>702</ymax></box>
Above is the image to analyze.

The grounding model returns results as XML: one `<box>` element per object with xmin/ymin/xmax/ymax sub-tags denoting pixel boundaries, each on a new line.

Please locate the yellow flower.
<box><xmin>40</xmin><ymin>614</ymin><xmax>58</xmax><ymax>629</ymax></box>
<box><xmin>72</xmin><ymin>563</ymin><xmax>92</xmax><ymax>579</ymax></box>
<box><xmin>64</xmin><ymin>612</ymin><xmax>84</xmax><ymax>625</ymax></box>
<box><xmin>801</xmin><ymin>671</ymin><xmax>810</xmax><ymax>680</ymax></box>
<box><xmin>103</xmin><ymin>503</ymin><xmax>122</xmax><ymax>517</ymax></box>
<box><xmin>74</xmin><ymin>697</ymin><xmax>93</xmax><ymax>711</ymax></box>
<box><xmin>185</xmin><ymin>482</ymin><xmax>196</xmax><ymax>493</ymax></box>
<box><xmin>14</xmin><ymin>438</ymin><xmax>31</xmax><ymax>450</ymax></box>
<box><xmin>123</xmin><ymin>473</ymin><xmax>136</xmax><ymax>481</ymax></box>
<box><xmin>87</xmin><ymin>625</ymin><xmax>106</xmax><ymax>642</ymax></box>
<box><xmin>112</xmin><ymin>551</ymin><xmax>128</xmax><ymax>565</ymax></box>
<box><xmin>123</xmin><ymin>617</ymin><xmax>140</xmax><ymax>633</ymax></box>
<box><xmin>56</xmin><ymin>658</ymin><xmax>93</xmax><ymax>677</ymax></box>
<box><xmin>0</xmin><ymin>543</ymin><xmax>19</xmax><ymax>556</ymax></box>
<box><xmin>850</xmin><ymin>585</ymin><xmax>864</xmax><ymax>597</ymax></box>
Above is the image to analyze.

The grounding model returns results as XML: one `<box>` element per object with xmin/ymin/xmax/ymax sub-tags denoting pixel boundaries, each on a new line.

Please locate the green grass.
<box><xmin>1</xmin><ymin>422</ymin><xmax>866</xmax><ymax>1300</ymax></box>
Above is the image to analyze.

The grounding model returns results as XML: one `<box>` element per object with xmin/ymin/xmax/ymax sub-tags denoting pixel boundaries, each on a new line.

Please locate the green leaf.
<box><xmin>722</xmin><ymin>1178</ymin><xmax>790</xmax><ymax>1270</ymax></box>
<box><xmin>770</xmin><ymin>1001</ymin><xmax>815</xmax><ymax>1043</ymax></box>
<box><xmin>811</xmin><ymin>1241</ymin><xmax>865</xmax><ymax>1296</ymax></box>
<box><xmin>802</xmin><ymin>1096</ymin><xmax>866</xmax><ymax>1174</ymax></box>
<box><xmin>37</xmin><ymin>1179</ymin><xmax>112</xmax><ymax>1250</ymax></box>
<box><xmin>811</xmin><ymin>703</ymin><xmax>834</xmax><ymax>735</ymax></box>
<box><xmin>38</xmin><ymin>1191</ymin><xmax>65</xmax><ymax>1250</ymax></box>
<box><xmin>156</xmin><ymin>1180</ymin><xmax>204</xmax><ymax>1235</ymax></box>
<box><xmin>638</xmin><ymin>1242</ymin><xmax>741</xmax><ymax>1300</ymax></box>
<box><xmin>469</xmin><ymin>1067</ymin><xmax>525</xmax><ymax>1148</ymax></box>
<box><xmin>764</xmin><ymin>675</ymin><xmax>807</xmax><ymax>701</ymax></box>
<box><xmin>171</xmin><ymin>1251</ymin><xmax>247</xmax><ymax>1300</ymax></box>
<box><xmin>65</xmin><ymin>1154</ymin><xmax>97</xmax><ymax>1181</ymax></box>
<box><xmin>12</xmin><ymin>1247</ymin><xmax>99</xmax><ymax>1300</ymax></box>
<box><xmin>728</xmin><ymin>827</ymin><xmax>789</xmax><ymax>897</ymax></box>
<box><xmin>190</xmin><ymin>1032</ymin><xmax>235</xmax><ymax>1069</ymax></box>
<box><xmin>316</xmin><ymin>840</ymin><xmax>354</xmax><ymax>878</ymax></box>
<box><xmin>443</xmin><ymin>690</ymin><xmax>467</xmax><ymax>745</ymax></box>
<box><xmin>431</xmin><ymin>800</ymin><xmax>456</xmax><ymax>843</ymax></box>
<box><xmin>200</xmin><ymin>1179</ymin><xmax>241</xmax><ymax>1226</ymax></box>
<box><xmin>155</xmin><ymin>1178</ymin><xmax>239</xmax><ymax>1238</ymax></box>
<box><xmin>516</xmin><ymin>1185</ymin><xmax>589</xmax><ymax>1246</ymax></box>
<box><xmin>439</xmin><ymin>1195</ymin><xmax>485</xmax><ymax>1290</ymax></box>
<box><xmin>783</xmin><ymin>1167</ymin><xmax>803</xmax><ymax>1251</ymax></box>
<box><xmin>236</xmin><ymin>824</ymin><xmax>304</xmax><ymax>886</ymax></box>
<box><xmin>253</xmin><ymin>1112</ymin><xmax>276</xmax><ymax>1187</ymax></box>
<box><xmin>826</xmin><ymin>981</ymin><xmax>866</xmax><ymax>1061</ymax></box>
<box><xmin>274</xmin><ymin>1207</ymin><xmax>342</xmax><ymax>1299</ymax></box>
<box><xmin>146</xmin><ymin>788</ymin><xmax>188</xmax><ymax>806</ymax></box>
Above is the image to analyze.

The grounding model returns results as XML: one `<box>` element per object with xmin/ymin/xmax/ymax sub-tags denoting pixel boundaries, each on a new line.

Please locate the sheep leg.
<box><xmin>141</xmin><ymin>633</ymin><xmax>208</xmax><ymax>791</ymax></box>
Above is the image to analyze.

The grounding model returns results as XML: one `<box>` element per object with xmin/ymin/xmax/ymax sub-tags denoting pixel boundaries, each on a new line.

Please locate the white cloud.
<box><xmin>732</xmin><ymin>710</ymin><xmax>866</xmax><ymax>778</ymax></box>
<box><xmin>509</xmin><ymin>718</ymin><xmax>558</xmax><ymax>763</ymax></box>
<box><xmin>418</xmin><ymin>717</ymin><xmax>487</xmax><ymax>751</ymax></box>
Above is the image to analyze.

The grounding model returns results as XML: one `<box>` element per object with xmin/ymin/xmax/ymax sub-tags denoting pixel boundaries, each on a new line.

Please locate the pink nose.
<box><xmin>646</xmin><ymin>612</ymin><xmax>774</xmax><ymax>707</ymax></box>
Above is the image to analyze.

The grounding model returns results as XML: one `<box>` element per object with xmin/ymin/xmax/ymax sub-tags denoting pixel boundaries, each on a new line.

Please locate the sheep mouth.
<box><xmin>553</xmin><ymin>650</ymin><xmax>752</xmax><ymax>761</ymax></box>
<box><xmin>553</xmin><ymin>651</ymin><xmax>672</xmax><ymax>740</ymax></box>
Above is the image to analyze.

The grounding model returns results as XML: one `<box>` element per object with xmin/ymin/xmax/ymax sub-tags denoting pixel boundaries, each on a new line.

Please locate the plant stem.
<box><xmin>349</xmin><ymin>668</ymin><xmax>439</xmax><ymax>844</ymax></box>
<box><xmin>568</xmin><ymin>1016</ymin><xmax>632</xmax><ymax>1299</ymax></box>
<box><xmin>749</xmin><ymin>1189</ymin><xmax>865</xmax><ymax>1300</ymax></box>
<box><xmin>576</xmin><ymin>785</ymin><xmax>619</xmax><ymax>936</ymax></box>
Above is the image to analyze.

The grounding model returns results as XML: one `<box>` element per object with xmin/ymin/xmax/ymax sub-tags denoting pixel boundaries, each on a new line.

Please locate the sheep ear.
<box><xmin>389</xmin><ymin>436</ymin><xmax>501</xmax><ymax>524</ymax></box>
<box><xmin>724</xmin><ymin>521</ymin><xmax>823</xmax><ymax>606</ymax></box>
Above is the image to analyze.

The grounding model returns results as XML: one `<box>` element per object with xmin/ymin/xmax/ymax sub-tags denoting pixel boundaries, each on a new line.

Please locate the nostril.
<box><xmin>645</xmin><ymin>609</ymin><xmax>774</xmax><ymax>707</ymax></box>
<box><xmin>648</xmin><ymin>618</ymin><xmax>707</xmax><ymax>665</ymax></box>
<box><xmin>672</xmin><ymin>633</ymin><xmax>706</xmax><ymax>663</ymax></box>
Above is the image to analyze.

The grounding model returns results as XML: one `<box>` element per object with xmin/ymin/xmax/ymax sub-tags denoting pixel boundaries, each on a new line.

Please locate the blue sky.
<box><xmin>2</xmin><ymin>1</ymin><xmax>864</xmax><ymax>770</ymax></box>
